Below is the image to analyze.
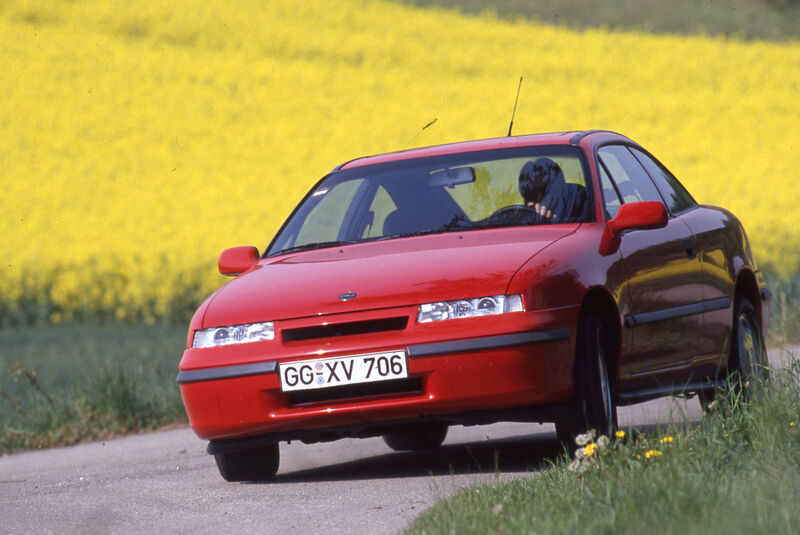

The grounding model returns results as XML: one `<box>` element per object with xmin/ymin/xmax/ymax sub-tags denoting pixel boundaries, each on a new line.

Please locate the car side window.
<box><xmin>599</xmin><ymin>164</ymin><xmax>622</xmax><ymax>218</ymax></box>
<box><xmin>597</xmin><ymin>145</ymin><xmax>664</xmax><ymax>206</ymax></box>
<box><xmin>629</xmin><ymin>148</ymin><xmax>696</xmax><ymax>214</ymax></box>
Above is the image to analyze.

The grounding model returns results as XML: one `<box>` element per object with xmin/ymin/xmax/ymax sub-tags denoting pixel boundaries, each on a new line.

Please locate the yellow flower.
<box><xmin>5</xmin><ymin>0</ymin><xmax>800</xmax><ymax>325</ymax></box>
<box><xmin>660</xmin><ymin>436</ymin><xmax>674</xmax><ymax>444</ymax></box>
<box><xmin>790</xmin><ymin>422</ymin><xmax>796</xmax><ymax>427</ymax></box>
<box><xmin>645</xmin><ymin>449</ymin><xmax>662</xmax><ymax>459</ymax></box>
<box><xmin>584</xmin><ymin>443</ymin><xmax>597</xmax><ymax>457</ymax></box>
<box><xmin>615</xmin><ymin>430</ymin><xmax>626</xmax><ymax>439</ymax></box>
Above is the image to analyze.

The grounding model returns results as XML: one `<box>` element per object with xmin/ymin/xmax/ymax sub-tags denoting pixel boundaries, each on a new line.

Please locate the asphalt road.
<box><xmin>2</xmin><ymin>346</ymin><xmax>796</xmax><ymax>535</ymax></box>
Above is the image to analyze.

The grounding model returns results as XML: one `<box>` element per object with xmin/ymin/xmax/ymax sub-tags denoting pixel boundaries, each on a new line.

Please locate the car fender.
<box><xmin>506</xmin><ymin>223</ymin><xmax>626</xmax><ymax>314</ymax></box>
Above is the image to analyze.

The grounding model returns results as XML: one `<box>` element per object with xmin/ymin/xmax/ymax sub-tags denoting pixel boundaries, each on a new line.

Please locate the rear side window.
<box><xmin>630</xmin><ymin>148</ymin><xmax>696</xmax><ymax>214</ymax></box>
<box><xmin>597</xmin><ymin>145</ymin><xmax>663</xmax><ymax>205</ymax></box>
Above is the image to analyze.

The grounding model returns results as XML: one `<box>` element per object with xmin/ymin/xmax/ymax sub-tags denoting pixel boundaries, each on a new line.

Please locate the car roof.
<box><xmin>336</xmin><ymin>130</ymin><xmax>631</xmax><ymax>170</ymax></box>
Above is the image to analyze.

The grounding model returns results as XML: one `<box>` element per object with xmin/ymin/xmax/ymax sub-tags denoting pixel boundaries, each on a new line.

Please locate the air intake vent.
<box><xmin>282</xmin><ymin>317</ymin><xmax>408</xmax><ymax>342</ymax></box>
<box><xmin>286</xmin><ymin>377</ymin><xmax>423</xmax><ymax>406</ymax></box>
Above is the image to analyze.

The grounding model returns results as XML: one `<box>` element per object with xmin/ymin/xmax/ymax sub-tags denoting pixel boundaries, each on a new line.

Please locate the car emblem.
<box><xmin>338</xmin><ymin>291</ymin><xmax>357</xmax><ymax>301</ymax></box>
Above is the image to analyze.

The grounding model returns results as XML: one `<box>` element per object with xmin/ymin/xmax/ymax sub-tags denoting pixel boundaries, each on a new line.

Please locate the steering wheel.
<box><xmin>486</xmin><ymin>204</ymin><xmax>542</xmax><ymax>224</ymax></box>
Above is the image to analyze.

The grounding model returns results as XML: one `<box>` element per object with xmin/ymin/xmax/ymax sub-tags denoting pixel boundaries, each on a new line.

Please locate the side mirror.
<box><xmin>219</xmin><ymin>246</ymin><xmax>260</xmax><ymax>276</ymax></box>
<box><xmin>599</xmin><ymin>201</ymin><xmax>668</xmax><ymax>256</ymax></box>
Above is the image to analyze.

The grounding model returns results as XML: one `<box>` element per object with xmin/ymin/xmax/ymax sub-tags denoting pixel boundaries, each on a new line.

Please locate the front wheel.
<box><xmin>214</xmin><ymin>443</ymin><xmax>280</xmax><ymax>482</ymax></box>
<box><xmin>559</xmin><ymin>313</ymin><xmax>617</xmax><ymax>447</ymax></box>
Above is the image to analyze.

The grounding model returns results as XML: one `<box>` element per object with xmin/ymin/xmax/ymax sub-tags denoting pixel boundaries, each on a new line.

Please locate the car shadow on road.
<box><xmin>269</xmin><ymin>431</ymin><xmax>566</xmax><ymax>483</ymax></box>
<box><xmin>260</xmin><ymin>421</ymin><xmax>700</xmax><ymax>484</ymax></box>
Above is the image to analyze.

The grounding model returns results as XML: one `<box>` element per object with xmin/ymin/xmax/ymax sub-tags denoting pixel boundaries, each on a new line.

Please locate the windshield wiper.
<box><xmin>378</xmin><ymin>226</ymin><xmax>471</xmax><ymax>241</ymax></box>
<box><xmin>272</xmin><ymin>240</ymin><xmax>358</xmax><ymax>256</ymax></box>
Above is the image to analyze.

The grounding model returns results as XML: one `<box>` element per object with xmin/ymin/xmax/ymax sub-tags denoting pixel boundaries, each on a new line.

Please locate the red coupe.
<box><xmin>178</xmin><ymin>130</ymin><xmax>769</xmax><ymax>481</ymax></box>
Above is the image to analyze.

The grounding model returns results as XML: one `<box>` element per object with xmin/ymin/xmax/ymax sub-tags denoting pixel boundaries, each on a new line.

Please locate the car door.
<box><xmin>629</xmin><ymin>147</ymin><xmax>730</xmax><ymax>368</ymax></box>
<box><xmin>598</xmin><ymin>144</ymin><xmax>705</xmax><ymax>375</ymax></box>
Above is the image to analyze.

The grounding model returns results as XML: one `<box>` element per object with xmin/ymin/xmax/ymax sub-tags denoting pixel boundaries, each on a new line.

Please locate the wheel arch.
<box><xmin>578</xmin><ymin>287</ymin><xmax>622</xmax><ymax>384</ymax></box>
<box><xmin>733</xmin><ymin>268</ymin><xmax>762</xmax><ymax>329</ymax></box>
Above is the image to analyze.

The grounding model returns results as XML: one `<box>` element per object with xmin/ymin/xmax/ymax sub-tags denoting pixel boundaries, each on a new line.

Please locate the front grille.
<box><xmin>286</xmin><ymin>377</ymin><xmax>423</xmax><ymax>406</ymax></box>
<box><xmin>282</xmin><ymin>317</ymin><xmax>408</xmax><ymax>342</ymax></box>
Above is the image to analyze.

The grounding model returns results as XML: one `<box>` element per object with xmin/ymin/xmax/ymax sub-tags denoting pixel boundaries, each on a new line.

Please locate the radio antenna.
<box><xmin>507</xmin><ymin>76</ymin><xmax>523</xmax><ymax>137</ymax></box>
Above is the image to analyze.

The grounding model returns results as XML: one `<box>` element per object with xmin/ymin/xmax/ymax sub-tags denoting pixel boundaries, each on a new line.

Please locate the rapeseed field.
<box><xmin>3</xmin><ymin>0</ymin><xmax>799</xmax><ymax>324</ymax></box>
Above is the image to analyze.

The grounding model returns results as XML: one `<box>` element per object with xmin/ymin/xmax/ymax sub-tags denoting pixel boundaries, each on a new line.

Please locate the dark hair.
<box><xmin>518</xmin><ymin>158</ymin><xmax>565</xmax><ymax>204</ymax></box>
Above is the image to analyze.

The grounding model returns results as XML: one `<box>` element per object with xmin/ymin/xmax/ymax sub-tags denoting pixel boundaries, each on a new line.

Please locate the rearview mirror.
<box><xmin>219</xmin><ymin>246</ymin><xmax>260</xmax><ymax>276</ymax></box>
<box><xmin>599</xmin><ymin>201</ymin><xmax>668</xmax><ymax>256</ymax></box>
<box><xmin>429</xmin><ymin>166</ymin><xmax>476</xmax><ymax>188</ymax></box>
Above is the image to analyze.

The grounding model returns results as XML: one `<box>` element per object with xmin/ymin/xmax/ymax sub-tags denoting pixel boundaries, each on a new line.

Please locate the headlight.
<box><xmin>417</xmin><ymin>294</ymin><xmax>523</xmax><ymax>323</ymax></box>
<box><xmin>192</xmin><ymin>321</ymin><xmax>275</xmax><ymax>348</ymax></box>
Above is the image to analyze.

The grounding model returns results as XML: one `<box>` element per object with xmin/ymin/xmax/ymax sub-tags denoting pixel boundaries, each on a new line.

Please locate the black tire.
<box><xmin>560</xmin><ymin>313</ymin><xmax>617</xmax><ymax>447</ymax></box>
<box><xmin>554</xmin><ymin>419</ymin><xmax>574</xmax><ymax>446</ymax></box>
<box><xmin>729</xmin><ymin>297</ymin><xmax>768</xmax><ymax>393</ymax></box>
<box><xmin>697</xmin><ymin>296</ymin><xmax>767</xmax><ymax>410</ymax></box>
<box><xmin>214</xmin><ymin>443</ymin><xmax>280</xmax><ymax>482</ymax></box>
<box><xmin>383</xmin><ymin>422</ymin><xmax>448</xmax><ymax>452</ymax></box>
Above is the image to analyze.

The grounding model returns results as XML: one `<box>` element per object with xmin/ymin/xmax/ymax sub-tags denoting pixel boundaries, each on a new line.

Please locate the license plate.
<box><xmin>278</xmin><ymin>350</ymin><xmax>408</xmax><ymax>392</ymax></box>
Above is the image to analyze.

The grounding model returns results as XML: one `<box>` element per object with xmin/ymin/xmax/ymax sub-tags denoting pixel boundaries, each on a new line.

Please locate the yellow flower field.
<box><xmin>2</xmin><ymin>0</ymin><xmax>799</xmax><ymax>324</ymax></box>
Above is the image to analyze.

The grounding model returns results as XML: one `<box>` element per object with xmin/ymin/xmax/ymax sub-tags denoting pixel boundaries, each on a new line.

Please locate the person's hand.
<box><xmin>526</xmin><ymin>201</ymin><xmax>552</xmax><ymax>219</ymax></box>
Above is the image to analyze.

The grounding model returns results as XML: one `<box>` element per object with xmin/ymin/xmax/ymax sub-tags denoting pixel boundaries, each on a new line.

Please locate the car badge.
<box><xmin>338</xmin><ymin>291</ymin><xmax>357</xmax><ymax>301</ymax></box>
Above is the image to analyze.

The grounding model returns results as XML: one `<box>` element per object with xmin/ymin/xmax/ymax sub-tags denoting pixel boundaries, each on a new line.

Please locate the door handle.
<box><xmin>683</xmin><ymin>239</ymin><xmax>696</xmax><ymax>259</ymax></box>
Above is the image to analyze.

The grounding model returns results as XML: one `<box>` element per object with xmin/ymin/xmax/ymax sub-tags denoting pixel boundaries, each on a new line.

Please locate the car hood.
<box><xmin>201</xmin><ymin>225</ymin><xmax>578</xmax><ymax>327</ymax></box>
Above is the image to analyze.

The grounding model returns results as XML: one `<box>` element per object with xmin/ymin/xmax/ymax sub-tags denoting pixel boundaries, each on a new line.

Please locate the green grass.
<box><xmin>401</xmin><ymin>0</ymin><xmax>800</xmax><ymax>41</ymax></box>
<box><xmin>407</xmin><ymin>357</ymin><xmax>800</xmax><ymax>534</ymax></box>
<box><xmin>0</xmin><ymin>324</ymin><xmax>187</xmax><ymax>452</ymax></box>
<box><xmin>768</xmin><ymin>272</ymin><xmax>800</xmax><ymax>346</ymax></box>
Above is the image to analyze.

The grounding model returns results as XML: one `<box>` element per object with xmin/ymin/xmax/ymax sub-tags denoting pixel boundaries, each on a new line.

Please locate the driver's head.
<box><xmin>518</xmin><ymin>158</ymin><xmax>564</xmax><ymax>204</ymax></box>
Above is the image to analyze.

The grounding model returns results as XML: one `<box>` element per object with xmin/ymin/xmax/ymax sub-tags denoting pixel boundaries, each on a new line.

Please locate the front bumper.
<box><xmin>178</xmin><ymin>304</ymin><xmax>579</xmax><ymax>441</ymax></box>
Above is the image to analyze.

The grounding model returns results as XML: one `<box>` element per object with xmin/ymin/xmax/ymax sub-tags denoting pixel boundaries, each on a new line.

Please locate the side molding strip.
<box><xmin>407</xmin><ymin>329</ymin><xmax>570</xmax><ymax>358</ymax></box>
<box><xmin>624</xmin><ymin>297</ymin><xmax>730</xmax><ymax>328</ymax></box>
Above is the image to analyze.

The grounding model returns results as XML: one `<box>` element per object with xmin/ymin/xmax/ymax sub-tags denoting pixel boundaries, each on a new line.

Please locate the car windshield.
<box><xmin>267</xmin><ymin>145</ymin><xmax>592</xmax><ymax>257</ymax></box>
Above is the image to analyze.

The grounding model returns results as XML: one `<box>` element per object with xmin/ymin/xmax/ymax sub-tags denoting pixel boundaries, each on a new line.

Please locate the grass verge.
<box><xmin>0</xmin><ymin>324</ymin><xmax>187</xmax><ymax>453</ymax></box>
<box><xmin>406</xmin><ymin>354</ymin><xmax>800</xmax><ymax>534</ymax></box>
<box><xmin>768</xmin><ymin>272</ymin><xmax>800</xmax><ymax>346</ymax></box>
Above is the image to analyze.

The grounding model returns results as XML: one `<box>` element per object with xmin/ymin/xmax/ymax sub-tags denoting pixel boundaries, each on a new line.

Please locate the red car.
<box><xmin>178</xmin><ymin>130</ymin><xmax>769</xmax><ymax>481</ymax></box>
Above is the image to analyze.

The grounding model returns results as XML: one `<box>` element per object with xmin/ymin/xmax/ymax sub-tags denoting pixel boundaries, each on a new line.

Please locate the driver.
<box><xmin>518</xmin><ymin>158</ymin><xmax>568</xmax><ymax>222</ymax></box>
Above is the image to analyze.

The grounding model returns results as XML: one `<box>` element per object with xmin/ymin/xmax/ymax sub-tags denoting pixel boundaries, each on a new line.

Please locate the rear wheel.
<box><xmin>383</xmin><ymin>422</ymin><xmax>448</xmax><ymax>452</ymax></box>
<box><xmin>697</xmin><ymin>296</ymin><xmax>767</xmax><ymax>410</ymax></box>
<box><xmin>214</xmin><ymin>443</ymin><xmax>280</xmax><ymax>482</ymax></box>
<box><xmin>559</xmin><ymin>313</ymin><xmax>617</xmax><ymax>447</ymax></box>
<box><xmin>730</xmin><ymin>297</ymin><xmax>768</xmax><ymax>393</ymax></box>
